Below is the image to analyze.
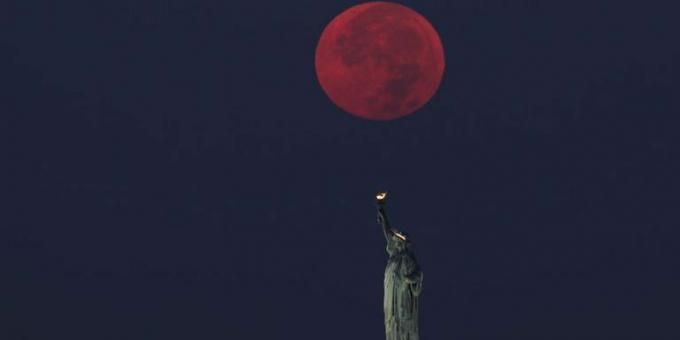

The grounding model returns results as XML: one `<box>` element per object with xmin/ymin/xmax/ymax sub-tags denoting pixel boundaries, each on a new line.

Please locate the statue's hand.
<box><xmin>405</xmin><ymin>272</ymin><xmax>420</xmax><ymax>284</ymax></box>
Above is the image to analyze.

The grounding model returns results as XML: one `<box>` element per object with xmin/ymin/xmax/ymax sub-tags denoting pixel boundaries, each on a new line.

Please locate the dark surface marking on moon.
<box><xmin>337</xmin><ymin>4</ymin><xmax>426</xmax><ymax>116</ymax></box>
<box><xmin>381</xmin><ymin>63</ymin><xmax>422</xmax><ymax>115</ymax></box>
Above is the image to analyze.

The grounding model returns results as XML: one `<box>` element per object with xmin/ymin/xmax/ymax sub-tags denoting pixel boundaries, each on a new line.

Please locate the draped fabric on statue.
<box><xmin>384</xmin><ymin>235</ymin><xmax>423</xmax><ymax>340</ymax></box>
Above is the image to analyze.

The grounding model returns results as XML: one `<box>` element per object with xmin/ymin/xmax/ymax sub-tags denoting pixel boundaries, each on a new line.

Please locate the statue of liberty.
<box><xmin>376</xmin><ymin>192</ymin><xmax>423</xmax><ymax>340</ymax></box>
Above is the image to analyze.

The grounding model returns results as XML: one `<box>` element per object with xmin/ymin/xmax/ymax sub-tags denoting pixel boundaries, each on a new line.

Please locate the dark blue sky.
<box><xmin>3</xmin><ymin>1</ymin><xmax>679</xmax><ymax>339</ymax></box>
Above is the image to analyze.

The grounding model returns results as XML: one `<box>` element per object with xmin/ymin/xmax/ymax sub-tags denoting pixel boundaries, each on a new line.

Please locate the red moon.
<box><xmin>315</xmin><ymin>1</ymin><xmax>445</xmax><ymax>121</ymax></box>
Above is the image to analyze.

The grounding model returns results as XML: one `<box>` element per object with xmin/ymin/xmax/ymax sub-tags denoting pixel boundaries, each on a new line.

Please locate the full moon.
<box><xmin>315</xmin><ymin>1</ymin><xmax>445</xmax><ymax>121</ymax></box>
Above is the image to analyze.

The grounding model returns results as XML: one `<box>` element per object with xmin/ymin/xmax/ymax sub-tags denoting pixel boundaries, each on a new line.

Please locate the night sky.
<box><xmin>3</xmin><ymin>1</ymin><xmax>680</xmax><ymax>339</ymax></box>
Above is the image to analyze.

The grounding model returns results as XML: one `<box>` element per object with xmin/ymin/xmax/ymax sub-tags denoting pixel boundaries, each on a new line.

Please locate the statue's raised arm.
<box><xmin>375</xmin><ymin>191</ymin><xmax>423</xmax><ymax>340</ymax></box>
<box><xmin>376</xmin><ymin>192</ymin><xmax>394</xmax><ymax>241</ymax></box>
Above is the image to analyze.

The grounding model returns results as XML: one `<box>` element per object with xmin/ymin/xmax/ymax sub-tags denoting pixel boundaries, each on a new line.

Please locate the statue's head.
<box><xmin>393</xmin><ymin>230</ymin><xmax>408</xmax><ymax>242</ymax></box>
<box><xmin>388</xmin><ymin>230</ymin><xmax>411</xmax><ymax>254</ymax></box>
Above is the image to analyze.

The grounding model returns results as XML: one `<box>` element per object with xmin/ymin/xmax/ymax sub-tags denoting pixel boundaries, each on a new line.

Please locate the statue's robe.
<box><xmin>384</xmin><ymin>235</ymin><xmax>423</xmax><ymax>340</ymax></box>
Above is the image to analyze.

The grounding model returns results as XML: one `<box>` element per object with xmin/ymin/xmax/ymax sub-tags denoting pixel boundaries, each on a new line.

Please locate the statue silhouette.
<box><xmin>376</xmin><ymin>192</ymin><xmax>423</xmax><ymax>340</ymax></box>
